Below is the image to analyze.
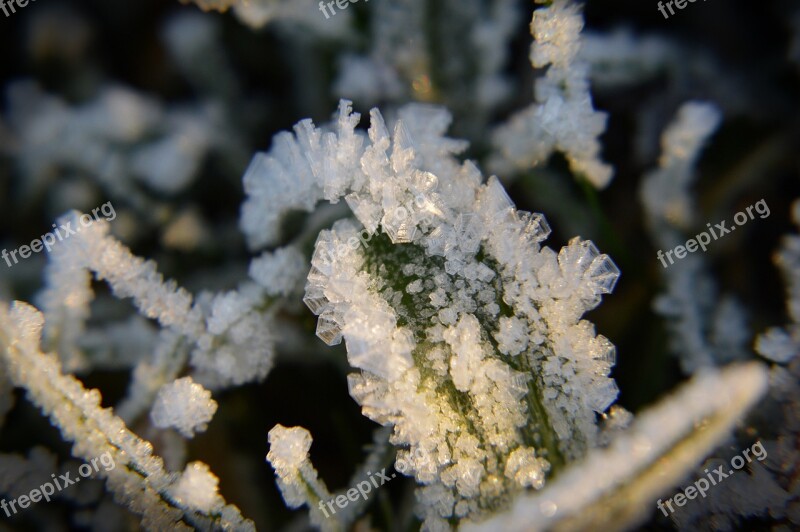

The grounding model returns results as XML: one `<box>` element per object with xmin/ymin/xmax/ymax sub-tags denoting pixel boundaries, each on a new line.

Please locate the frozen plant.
<box><xmin>0</xmin><ymin>301</ymin><xmax>255</xmax><ymax>530</ymax></box>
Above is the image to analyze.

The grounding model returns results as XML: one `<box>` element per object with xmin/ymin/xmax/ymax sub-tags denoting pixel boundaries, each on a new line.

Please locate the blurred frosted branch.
<box><xmin>641</xmin><ymin>102</ymin><xmax>750</xmax><ymax>374</ymax></box>
<box><xmin>0</xmin><ymin>301</ymin><xmax>255</xmax><ymax>531</ymax></box>
<box><xmin>179</xmin><ymin>0</ymin><xmax>351</xmax><ymax>35</ymax></box>
<box><xmin>491</xmin><ymin>0</ymin><xmax>612</xmax><ymax>189</ymax></box>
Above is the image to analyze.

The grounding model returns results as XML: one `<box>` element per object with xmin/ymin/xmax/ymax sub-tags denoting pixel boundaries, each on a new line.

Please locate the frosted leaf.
<box><xmin>151</xmin><ymin>377</ymin><xmax>218</xmax><ymax>438</ymax></box>
<box><xmin>267</xmin><ymin>100</ymin><xmax>624</xmax><ymax>525</ymax></box>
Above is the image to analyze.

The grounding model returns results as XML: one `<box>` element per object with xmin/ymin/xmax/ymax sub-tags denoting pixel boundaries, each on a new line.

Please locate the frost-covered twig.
<box><xmin>4</xmin><ymin>82</ymin><xmax>227</xmax><ymax>210</ymax></box>
<box><xmin>267</xmin><ymin>425</ymin><xmax>395</xmax><ymax>531</ymax></box>
<box><xmin>38</xmin><ymin>211</ymin><xmax>278</xmax><ymax>395</ymax></box>
<box><xmin>267</xmin><ymin>425</ymin><xmax>339</xmax><ymax>531</ymax></box>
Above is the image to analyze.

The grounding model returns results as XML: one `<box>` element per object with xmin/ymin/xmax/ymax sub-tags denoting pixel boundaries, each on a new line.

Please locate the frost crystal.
<box><xmin>151</xmin><ymin>377</ymin><xmax>218</xmax><ymax>438</ymax></box>
<box><xmin>169</xmin><ymin>462</ymin><xmax>225</xmax><ymax>513</ymax></box>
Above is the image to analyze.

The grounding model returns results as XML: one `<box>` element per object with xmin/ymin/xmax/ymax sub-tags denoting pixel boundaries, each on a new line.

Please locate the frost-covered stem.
<box><xmin>38</xmin><ymin>210</ymin><xmax>279</xmax><ymax>393</ymax></box>
<box><xmin>116</xmin><ymin>331</ymin><xmax>190</xmax><ymax>424</ymax></box>
<box><xmin>267</xmin><ymin>425</ymin><xmax>341</xmax><ymax>532</ymax></box>
<box><xmin>328</xmin><ymin>426</ymin><xmax>395</xmax><ymax>526</ymax></box>
<box><xmin>490</xmin><ymin>0</ymin><xmax>613</xmax><ymax>188</ymax></box>
<box><xmin>64</xmin><ymin>213</ymin><xmax>204</xmax><ymax>338</ymax></box>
